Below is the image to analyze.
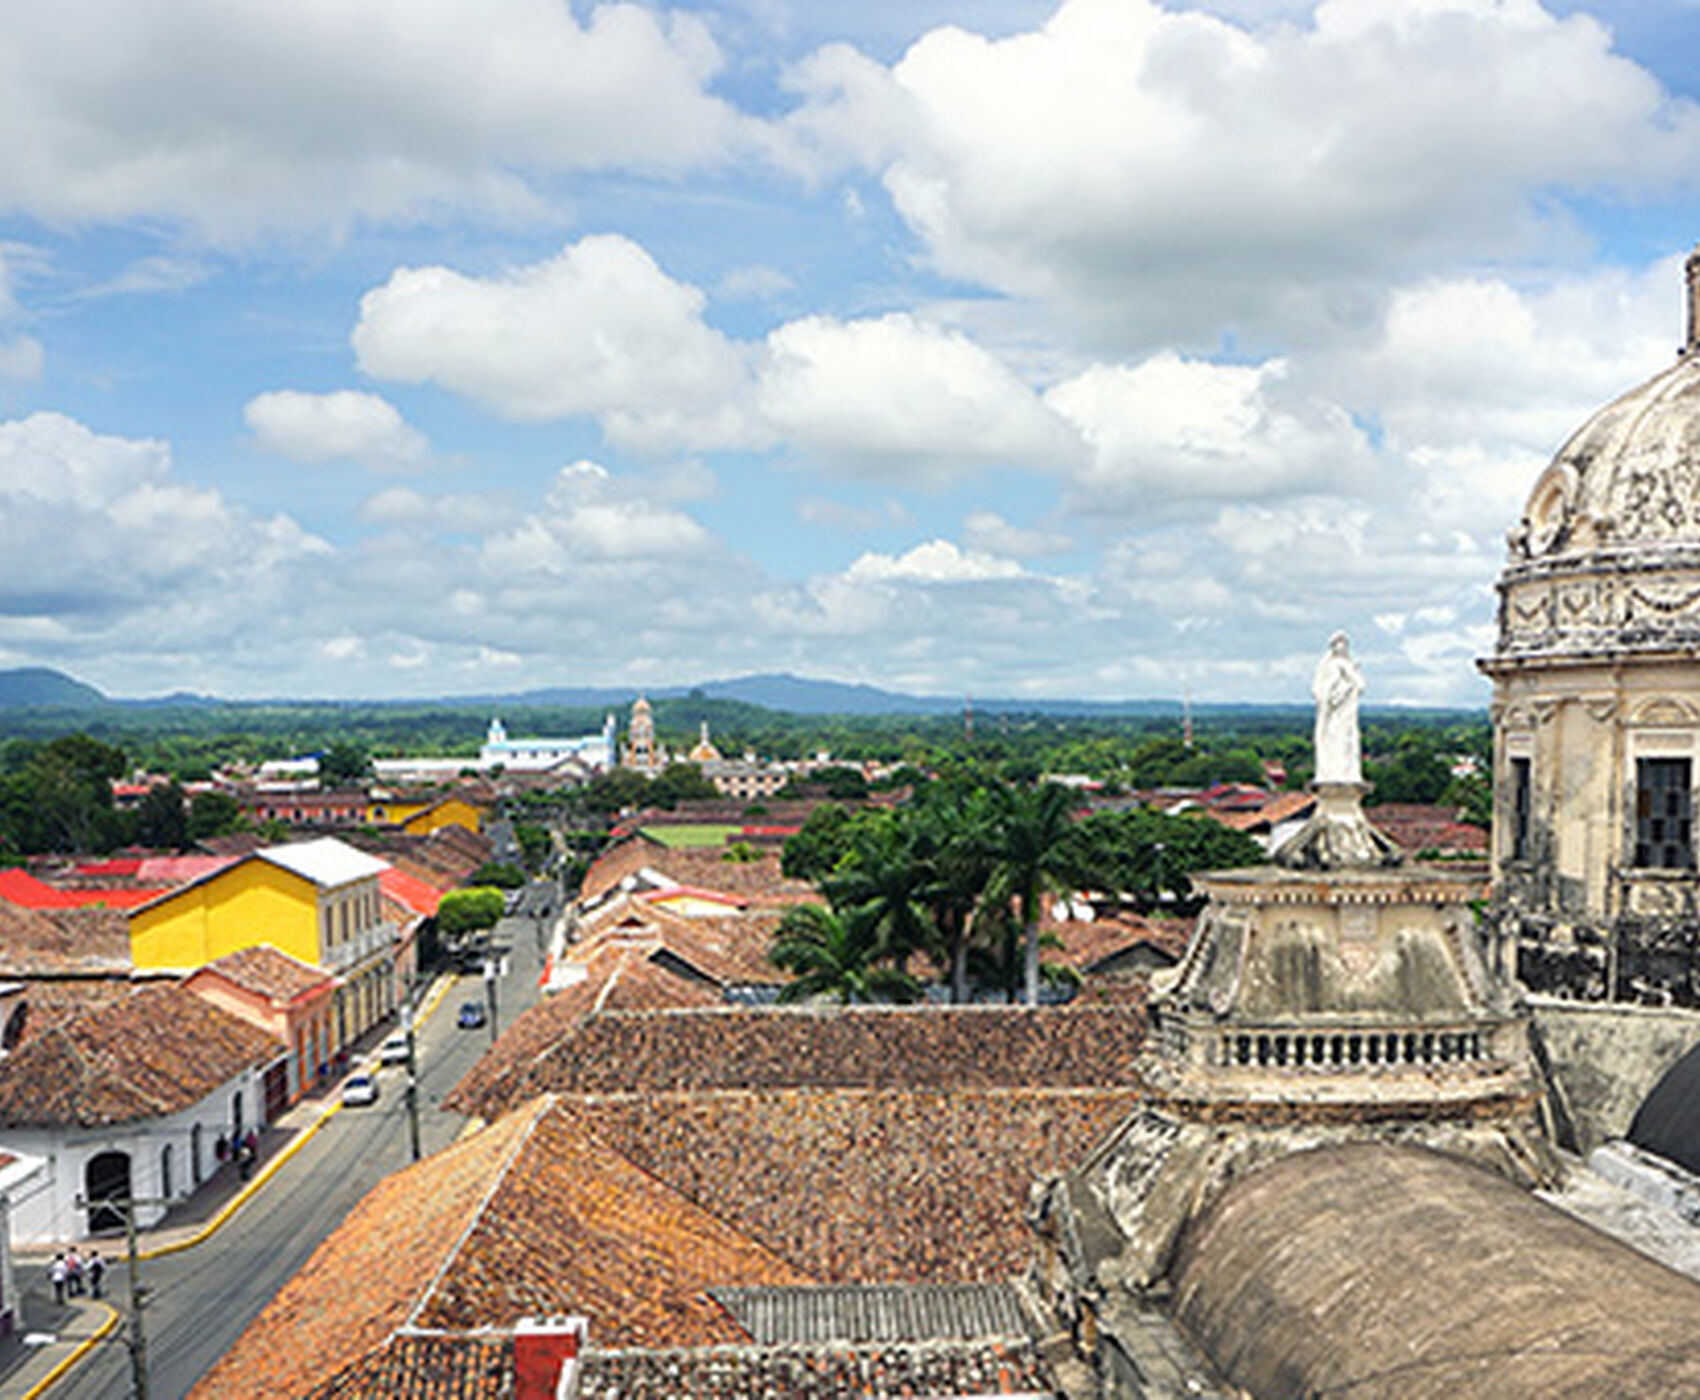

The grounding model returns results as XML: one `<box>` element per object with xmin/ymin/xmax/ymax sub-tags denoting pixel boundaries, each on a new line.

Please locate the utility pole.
<box><xmin>483</xmin><ymin>956</ymin><xmax>501</xmax><ymax>1045</ymax></box>
<box><xmin>401</xmin><ymin>979</ymin><xmax>422</xmax><ymax>1163</ymax></box>
<box><xmin>76</xmin><ymin>1192</ymin><xmax>170</xmax><ymax>1400</ymax></box>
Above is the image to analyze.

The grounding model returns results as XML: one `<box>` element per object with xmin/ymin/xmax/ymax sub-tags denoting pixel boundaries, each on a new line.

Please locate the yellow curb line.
<box><xmin>140</xmin><ymin>1100</ymin><xmax>344</xmax><ymax>1262</ymax></box>
<box><xmin>141</xmin><ymin>972</ymin><xmax>455</xmax><ymax>1261</ymax></box>
<box><xmin>21</xmin><ymin>1303</ymin><xmax>119</xmax><ymax>1400</ymax></box>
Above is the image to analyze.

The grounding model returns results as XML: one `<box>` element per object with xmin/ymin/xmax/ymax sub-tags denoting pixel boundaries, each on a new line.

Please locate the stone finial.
<box><xmin>1687</xmin><ymin>242</ymin><xmax>1700</xmax><ymax>356</ymax></box>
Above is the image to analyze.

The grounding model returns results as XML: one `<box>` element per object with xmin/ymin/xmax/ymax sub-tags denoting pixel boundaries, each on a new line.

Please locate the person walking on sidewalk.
<box><xmin>48</xmin><ymin>1253</ymin><xmax>66</xmax><ymax>1305</ymax></box>
<box><xmin>65</xmin><ymin>1245</ymin><xmax>84</xmax><ymax>1297</ymax></box>
<box><xmin>87</xmin><ymin>1250</ymin><xmax>106</xmax><ymax>1300</ymax></box>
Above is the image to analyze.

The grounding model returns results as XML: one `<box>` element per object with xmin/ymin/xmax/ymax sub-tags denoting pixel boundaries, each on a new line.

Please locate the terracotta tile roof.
<box><xmin>1213</xmin><ymin>789</ymin><xmax>1316</xmax><ymax>833</ymax></box>
<box><xmin>191</xmin><ymin>945</ymin><xmax>333</xmax><ymax>1004</ymax></box>
<box><xmin>578</xmin><ymin>1340</ymin><xmax>1054</xmax><ymax>1396</ymax></box>
<box><xmin>307</xmin><ymin>1330</ymin><xmax>1054</xmax><ymax>1398</ymax></box>
<box><xmin>583</xmin><ymin>1086</ymin><xmax>1139</xmax><ymax>1283</ymax></box>
<box><xmin>195</xmin><ymin>1103</ymin><xmax>543</xmax><ymax>1400</ymax></box>
<box><xmin>2</xmin><ymin>980</ymin><xmax>135</xmax><ymax>1042</ymax></box>
<box><xmin>451</xmin><ymin>943</ymin><xmax>723</xmax><ymax>1116</ymax></box>
<box><xmin>581</xmin><ymin>836</ymin><xmax>816</xmax><ymax>908</ymax></box>
<box><xmin>1046</xmin><ymin>913</ymin><xmax>1191</xmax><ymax>974</ymax></box>
<box><xmin>380</xmin><ymin>867</ymin><xmax>444</xmax><ymax>917</ymax></box>
<box><xmin>0</xmin><ymin>899</ymin><xmax>132</xmax><ymax>977</ymax></box>
<box><xmin>0</xmin><ymin>983</ymin><xmax>284</xmax><ymax>1128</ymax></box>
<box><xmin>1366</xmin><ymin>804</ymin><xmax>1489</xmax><ymax>855</ymax></box>
<box><xmin>200</xmin><ymin>1097</ymin><xmax>811</xmax><ymax>1399</ymax></box>
<box><xmin>451</xmin><ymin>1004</ymin><xmax>1146</xmax><ymax>1121</ymax></box>
<box><xmin>306</xmin><ymin>1332</ymin><xmax>513</xmax><ymax>1399</ymax></box>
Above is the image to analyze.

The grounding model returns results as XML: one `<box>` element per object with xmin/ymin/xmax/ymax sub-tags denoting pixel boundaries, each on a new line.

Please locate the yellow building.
<box><xmin>365</xmin><ymin>793</ymin><xmax>485</xmax><ymax>837</ymax></box>
<box><xmin>130</xmin><ymin>838</ymin><xmax>397</xmax><ymax>1055</ymax></box>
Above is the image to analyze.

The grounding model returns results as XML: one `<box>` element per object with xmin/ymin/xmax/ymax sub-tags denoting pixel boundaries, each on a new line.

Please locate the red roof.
<box><xmin>135</xmin><ymin>854</ymin><xmax>239</xmax><ymax>885</ymax></box>
<box><xmin>379</xmin><ymin>867</ymin><xmax>443</xmax><ymax>917</ymax></box>
<box><xmin>0</xmin><ymin>869</ymin><xmax>166</xmax><ymax>911</ymax></box>
<box><xmin>74</xmin><ymin>858</ymin><xmax>145</xmax><ymax>878</ymax></box>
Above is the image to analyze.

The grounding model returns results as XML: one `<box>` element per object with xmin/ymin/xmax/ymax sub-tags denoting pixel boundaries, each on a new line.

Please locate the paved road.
<box><xmin>52</xmin><ymin>904</ymin><xmax>548</xmax><ymax>1400</ymax></box>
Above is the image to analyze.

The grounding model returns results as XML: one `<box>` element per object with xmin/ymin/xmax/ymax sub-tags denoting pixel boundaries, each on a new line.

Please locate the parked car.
<box><xmin>342</xmin><ymin>1074</ymin><xmax>379</xmax><ymax>1107</ymax></box>
<box><xmin>457</xmin><ymin>1000</ymin><xmax>487</xmax><ymax>1029</ymax></box>
<box><xmin>379</xmin><ymin>1033</ymin><xmax>410</xmax><ymax>1067</ymax></box>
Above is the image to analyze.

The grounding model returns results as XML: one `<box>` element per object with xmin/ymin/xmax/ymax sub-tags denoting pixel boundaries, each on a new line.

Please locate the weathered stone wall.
<box><xmin>1529</xmin><ymin>996</ymin><xmax>1700</xmax><ymax>1152</ymax></box>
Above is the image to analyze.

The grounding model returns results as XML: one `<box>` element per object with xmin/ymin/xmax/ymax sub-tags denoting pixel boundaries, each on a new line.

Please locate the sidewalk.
<box><xmin>0</xmin><ymin>1091</ymin><xmax>335</xmax><ymax>1399</ymax></box>
<box><xmin>0</xmin><ymin>973</ymin><xmax>455</xmax><ymax>1398</ymax></box>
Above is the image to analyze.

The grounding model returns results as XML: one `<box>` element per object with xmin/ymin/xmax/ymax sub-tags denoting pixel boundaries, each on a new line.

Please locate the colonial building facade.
<box><xmin>1483</xmin><ymin>247</ymin><xmax>1700</xmax><ymax>1004</ymax></box>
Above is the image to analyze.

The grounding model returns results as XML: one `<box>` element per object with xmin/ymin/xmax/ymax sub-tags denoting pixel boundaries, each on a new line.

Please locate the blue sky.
<box><xmin>2</xmin><ymin>0</ymin><xmax>1699</xmax><ymax>705</ymax></box>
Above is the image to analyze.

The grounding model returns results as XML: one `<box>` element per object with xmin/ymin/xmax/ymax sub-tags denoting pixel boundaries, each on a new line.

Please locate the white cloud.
<box><xmin>1046</xmin><ymin>351</ymin><xmax>1371</xmax><ymax>510</ymax></box>
<box><xmin>0</xmin><ymin>0</ymin><xmax>751</xmax><ymax>235</ymax></box>
<box><xmin>797</xmin><ymin>495</ymin><xmax>914</xmax><ymax>531</ymax></box>
<box><xmin>788</xmin><ymin>0</ymin><xmax>1700</xmax><ymax>349</ymax></box>
<box><xmin>245</xmin><ymin>389</ymin><xmax>429</xmax><ymax>472</ymax></box>
<box><xmin>0</xmin><ymin>337</ymin><xmax>42</xmax><ymax>383</ymax></box>
<box><xmin>961</xmin><ymin>509</ymin><xmax>1071</xmax><ymax>558</ymax></box>
<box><xmin>353</xmin><ymin>236</ymin><xmax>753</xmax><ymax>452</ymax></box>
<box><xmin>844</xmin><ymin>538</ymin><xmax>1025</xmax><ymax>583</ymax></box>
<box><xmin>756</xmin><ymin>312</ymin><xmax>1078</xmax><ymax>482</ymax></box>
<box><xmin>0</xmin><ymin>412</ymin><xmax>327</xmax><ymax>625</ymax></box>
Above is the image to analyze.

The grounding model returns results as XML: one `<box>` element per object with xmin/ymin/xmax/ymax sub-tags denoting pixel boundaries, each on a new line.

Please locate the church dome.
<box><xmin>1517</xmin><ymin>352</ymin><xmax>1700</xmax><ymax>561</ymax></box>
<box><xmin>1490</xmin><ymin>245</ymin><xmax>1700</xmax><ymax>665</ymax></box>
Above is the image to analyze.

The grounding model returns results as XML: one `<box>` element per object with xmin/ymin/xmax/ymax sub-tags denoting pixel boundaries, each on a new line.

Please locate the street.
<box><xmin>47</xmin><ymin>901</ymin><xmax>548</xmax><ymax>1400</ymax></box>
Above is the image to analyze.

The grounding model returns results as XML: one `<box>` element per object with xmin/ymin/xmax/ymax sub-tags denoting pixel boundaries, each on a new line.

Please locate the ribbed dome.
<box><xmin>1488</xmin><ymin>246</ymin><xmax>1700</xmax><ymax>665</ymax></box>
<box><xmin>1518</xmin><ymin>351</ymin><xmax>1700</xmax><ymax>560</ymax></box>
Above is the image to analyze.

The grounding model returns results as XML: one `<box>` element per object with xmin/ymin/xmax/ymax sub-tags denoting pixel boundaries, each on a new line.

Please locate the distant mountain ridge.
<box><xmin>0</xmin><ymin>667</ymin><xmax>109</xmax><ymax>709</ymax></box>
<box><xmin>0</xmin><ymin>666</ymin><xmax>1474</xmax><ymax>719</ymax></box>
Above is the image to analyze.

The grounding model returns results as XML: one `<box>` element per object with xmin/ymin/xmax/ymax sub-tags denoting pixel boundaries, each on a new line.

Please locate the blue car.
<box><xmin>457</xmin><ymin>1000</ymin><xmax>487</xmax><ymax>1029</ymax></box>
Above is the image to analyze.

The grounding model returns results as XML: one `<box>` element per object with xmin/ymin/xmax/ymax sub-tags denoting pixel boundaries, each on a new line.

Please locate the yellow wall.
<box><xmin>400</xmin><ymin>796</ymin><xmax>483</xmax><ymax>836</ymax></box>
<box><xmin>366</xmin><ymin>798</ymin><xmax>427</xmax><ymax>826</ymax></box>
<box><xmin>131</xmin><ymin>860</ymin><xmax>322</xmax><ymax>972</ymax></box>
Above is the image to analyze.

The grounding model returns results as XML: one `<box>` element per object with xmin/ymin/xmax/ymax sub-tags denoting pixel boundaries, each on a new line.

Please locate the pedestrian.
<box><xmin>65</xmin><ymin>1245</ymin><xmax>84</xmax><ymax>1297</ymax></box>
<box><xmin>87</xmin><ymin>1250</ymin><xmax>105</xmax><ymax>1300</ymax></box>
<box><xmin>236</xmin><ymin>1138</ymin><xmax>254</xmax><ymax>1181</ymax></box>
<box><xmin>48</xmin><ymin>1253</ymin><xmax>66</xmax><ymax>1305</ymax></box>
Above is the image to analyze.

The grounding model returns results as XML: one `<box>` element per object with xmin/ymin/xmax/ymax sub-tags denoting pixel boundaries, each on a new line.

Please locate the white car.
<box><xmin>379</xmin><ymin>1033</ymin><xmax>410</xmax><ymax>1066</ymax></box>
<box><xmin>341</xmin><ymin>1074</ymin><xmax>379</xmax><ymax>1107</ymax></box>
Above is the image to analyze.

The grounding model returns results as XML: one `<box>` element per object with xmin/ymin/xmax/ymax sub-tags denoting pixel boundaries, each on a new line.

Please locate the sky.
<box><xmin>3</xmin><ymin>0</ymin><xmax>1700</xmax><ymax>708</ymax></box>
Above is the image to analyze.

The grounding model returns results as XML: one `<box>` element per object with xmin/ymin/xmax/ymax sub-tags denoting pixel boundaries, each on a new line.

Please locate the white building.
<box><xmin>480</xmin><ymin>715</ymin><xmax>616</xmax><ymax>773</ymax></box>
<box><xmin>0</xmin><ymin>985</ymin><xmax>283</xmax><ymax>1245</ymax></box>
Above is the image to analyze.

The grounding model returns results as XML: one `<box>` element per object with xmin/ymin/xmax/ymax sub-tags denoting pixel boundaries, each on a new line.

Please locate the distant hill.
<box><xmin>0</xmin><ymin>667</ymin><xmax>108</xmax><ymax>709</ymax></box>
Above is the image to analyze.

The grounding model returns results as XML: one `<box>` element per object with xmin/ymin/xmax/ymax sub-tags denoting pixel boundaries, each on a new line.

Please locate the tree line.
<box><xmin>769</xmin><ymin>777</ymin><xmax>1264</xmax><ymax>1007</ymax></box>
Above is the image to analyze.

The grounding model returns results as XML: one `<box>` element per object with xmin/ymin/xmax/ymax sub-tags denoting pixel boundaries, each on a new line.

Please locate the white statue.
<box><xmin>1312</xmin><ymin>632</ymin><xmax>1364</xmax><ymax>785</ymax></box>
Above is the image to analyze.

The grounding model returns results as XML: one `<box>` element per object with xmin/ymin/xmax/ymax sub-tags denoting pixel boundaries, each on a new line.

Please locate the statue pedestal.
<box><xmin>1271</xmin><ymin>780</ymin><xmax>1402</xmax><ymax>870</ymax></box>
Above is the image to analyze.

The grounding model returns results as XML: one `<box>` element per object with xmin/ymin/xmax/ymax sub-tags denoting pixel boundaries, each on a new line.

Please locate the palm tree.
<box><xmin>986</xmin><ymin>781</ymin><xmax>1076</xmax><ymax>1006</ymax></box>
<box><xmin>911</xmin><ymin>784</ymin><xmax>998</xmax><ymax>1003</ymax></box>
<box><xmin>823</xmin><ymin>813</ymin><xmax>936</xmax><ymax>975</ymax></box>
<box><xmin>767</xmin><ymin>901</ymin><xmax>924</xmax><ymax>1005</ymax></box>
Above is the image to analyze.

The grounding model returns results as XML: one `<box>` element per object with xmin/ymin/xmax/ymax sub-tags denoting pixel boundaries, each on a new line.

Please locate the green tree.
<box><xmin>781</xmin><ymin>803</ymin><xmax>860</xmax><ymax>882</ymax></box>
<box><xmin>824</xmin><ymin>813</ymin><xmax>936</xmax><ymax>975</ymax></box>
<box><xmin>471</xmin><ymin>861</ymin><xmax>526</xmax><ymax>889</ymax></box>
<box><xmin>187</xmin><ymin>790</ymin><xmax>246</xmax><ymax>843</ymax></box>
<box><xmin>768</xmin><ymin>901</ymin><xmax>923</xmax><ymax>1005</ymax></box>
<box><xmin>986</xmin><ymin>781</ymin><xmax>1077</xmax><ymax>1006</ymax></box>
<box><xmin>7</xmin><ymin>734</ymin><xmax>128</xmax><ymax>854</ymax></box>
<box><xmin>910</xmin><ymin>783</ymin><xmax>998</xmax><ymax>1003</ymax></box>
<box><xmin>134</xmin><ymin>782</ymin><xmax>189</xmax><ymax>850</ymax></box>
<box><xmin>319</xmin><ymin>741</ymin><xmax>372</xmax><ymax>790</ymax></box>
<box><xmin>437</xmin><ymin>887</ymin><xmax>507</xmax><ymax>938</ymax></box>
<box><xmin>648</xmin><ymin>763</ymin><xmax>720</xmax><ymax>807</ymax></box>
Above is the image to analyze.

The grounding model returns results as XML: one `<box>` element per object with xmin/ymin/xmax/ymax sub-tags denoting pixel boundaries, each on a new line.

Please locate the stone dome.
<box><xmin>1491</xmin><ymin>245</ymin><xmax>1700</xmax><ymax>664</ymax></box>
<box><xmin>1516</xmin><ymin>352</ymin><xmax>1700</xmax><ymax>561</ymax></box>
